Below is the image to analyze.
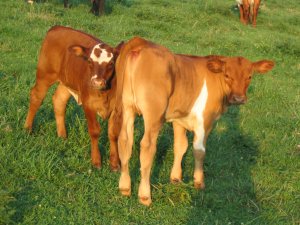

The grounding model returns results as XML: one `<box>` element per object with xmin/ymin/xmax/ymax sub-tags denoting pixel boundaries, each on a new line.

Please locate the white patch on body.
<box><xmin>67</xmin><ymin>88</ymin><xmax>81</xmax><ymax>105</ymax></box>
<box><xmin>168</xmin><ymin>80</ymin><xmax>208</xmax><ymax>152</ymax></box>
<box><xmin>236</xmin><ymin>0</ymin><xmax>243</xmax><ymax>5</ymax></box>
<box><xmin>90</xmin><ymin>44</ymin><xmax>113</xmax><ymax>65</ymax></box>
<box><xmin>236</xmin><ymin>0</ymin><xmax>254</xmax><ymax>6</ymax></box>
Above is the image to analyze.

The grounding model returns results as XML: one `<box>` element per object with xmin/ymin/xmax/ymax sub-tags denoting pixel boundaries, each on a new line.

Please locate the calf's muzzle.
<box><xmin>91</xmin><ymin>77</ymin><xmax>107</xmax><ymax>90</ymax></box>
<box><xmin>229</xmin><ymin>94</ymin><xmax>247</xmax><ymax>105</ymax></box>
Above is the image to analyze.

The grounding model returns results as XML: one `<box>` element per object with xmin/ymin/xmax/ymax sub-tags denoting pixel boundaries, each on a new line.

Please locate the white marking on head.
<box><xmin>236</xmin><ymin>0</ymin><xmax>254</xmax><ymax>6</ymax></box>
<box><xmin>236</xmin><ymin>0</ymin><xmax>243</xmax><ymax>5</ymax></box>
<box><xmin>191</xmin><ymin>80</ymin><xmax>208</xmax><ymax>152</ymax></box>
<box><xmin>90</xmin><ymin>44</ymin><xmax>113</xmax><ymax>65</ymax></box>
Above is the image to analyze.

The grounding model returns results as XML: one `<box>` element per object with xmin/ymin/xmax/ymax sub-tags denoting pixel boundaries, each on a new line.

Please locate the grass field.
<box><xmin>0</xmin><ymin>0</ymin><xmax>299</xmax><ymax>224</ymax></box>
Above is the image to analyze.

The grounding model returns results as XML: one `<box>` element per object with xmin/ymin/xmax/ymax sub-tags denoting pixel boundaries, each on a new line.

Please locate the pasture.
<box><xmin>0</xmin><ymin>0</ymin><xmax>299</xmax><ymax>224</ymax></box>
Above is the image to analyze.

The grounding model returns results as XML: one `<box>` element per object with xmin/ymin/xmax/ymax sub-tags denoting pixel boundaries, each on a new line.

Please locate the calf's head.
<box><xmin>207</xmin><ymin>56</ymin><xmax>274</xmax><ymax>105</ymax></box>
<box><xmin>69</xmin><ymin>41</ymin><xmax>124</xmax><ymax>90</ymax></box>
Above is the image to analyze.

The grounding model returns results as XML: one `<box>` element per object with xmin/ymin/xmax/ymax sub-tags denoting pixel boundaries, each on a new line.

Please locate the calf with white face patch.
<box><xmin>24</xmin><ymin>26</ymin><xmax>124</xmax><ymax>170</ymax></box>
<box><xmin>70</xmin><ymin>43</ymin><xmax>119</xmax><ymax>90</ymax></box>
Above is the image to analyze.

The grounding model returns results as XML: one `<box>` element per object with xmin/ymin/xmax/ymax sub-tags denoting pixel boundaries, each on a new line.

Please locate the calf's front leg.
<box><xmin>192</xmin><ymin>129</ymin><xmax>207</xmax><ymax>190</ymax></box>
<box><xmin>138</xmin><ymin>118</ymin><xmax>162</xmax><ymax>206</ymax></box>
<box><xmin>108</xmin><ymin>110</ymin><xmax>121</xmax><ymax>171</ymax></box>
<box><xmin>83</xmin><ymin>106</ymin><xmax>102</xmax><ymax>168</ymax></box>
<box><xmin>252</xmin><ymin>2</ymin><xmax>260</xmax><ymax>27</ymax></box>
<box><xmin>238</xmin><ymin>4</ymin><xmax>246</xmax><ymax>25</ymax></box>
<box><xmin>170</xmin><ymin>122</ymin><xmax>188</xmax><ymax>183</ymax></box>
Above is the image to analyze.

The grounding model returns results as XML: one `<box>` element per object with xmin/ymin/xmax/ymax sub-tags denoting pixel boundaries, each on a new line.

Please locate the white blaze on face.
<box><xmin>90</xmin><ymin>44</ymin><xmax>113</xmax><ymax>65</ymax></box>
<box><xmin>89</xmin><ymin>44</ymin><xmax>114</xmax><ymax>82</ymax></box>
<box><xmin>191</xmin><ymin>80</ymin><xmax>208</xmax><ymax>152</ymax></box>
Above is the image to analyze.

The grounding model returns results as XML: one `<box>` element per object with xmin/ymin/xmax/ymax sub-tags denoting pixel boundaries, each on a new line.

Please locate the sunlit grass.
<box><xmin>0</xmin><ymin>0</ymin><xmax>299</xmax><ymax>224</ymax></box>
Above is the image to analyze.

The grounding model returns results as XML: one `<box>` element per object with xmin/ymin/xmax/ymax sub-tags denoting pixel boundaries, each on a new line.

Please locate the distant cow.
<box><xmin>24</xmin><ymin>26</ymin><xmax>124</xmax><ymax>170</ymax></box>
<box><xmin>236</xmin><ymin>0</ymin><xmax>261</xmax><ymax>27</ymax></box>
<box><xmin>26</xmin><ymin>0</ymin><xmax>105</xmax><ymax>16</ymax></box>
<box><xmin>114</xmin><ymin>37</ymin><xmax>274</xmax><ymax>206</ymax></box>
<box><xmin>64</xmin><ymin>0</ymin><xmax>105</xmax><ymax>16</ymax></box>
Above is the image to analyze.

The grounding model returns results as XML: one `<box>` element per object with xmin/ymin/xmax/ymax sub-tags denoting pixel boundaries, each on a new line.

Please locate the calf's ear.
<box><xmin>114</xmin><ymin>41</ymin><xmax>125</xmax><ymax>57</ymax></box>
<box><xmin>252</xmin><ymin>60</ymin><xmax>275</xmax><ymax>74</ymax></box>
<box><xmin>68</xmin><ymin>45</ymin><xmax>89</xmax><ymax>60</ymax></box>
<box><xmin>207</xmin><ymin>59</ymin><xmax>225</xmax><ymax>73</ymax></box>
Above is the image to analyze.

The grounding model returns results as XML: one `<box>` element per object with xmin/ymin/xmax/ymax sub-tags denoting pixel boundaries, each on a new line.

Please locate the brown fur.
<box><xmin>24</xmin><ymin>25</ymin><xmax>124</xmax><ymax>170</ymax></box>
<box><xmin>114</xmin><ymin>36</ymin><xmax>274</xmax><ymax>206</ymax></box>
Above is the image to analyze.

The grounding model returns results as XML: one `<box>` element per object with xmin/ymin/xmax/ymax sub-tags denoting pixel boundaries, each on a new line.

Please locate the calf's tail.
<box><xmin>114</xmin><ymin>37</ymin><xmax>148</xmax><ymax>117</ymax></box>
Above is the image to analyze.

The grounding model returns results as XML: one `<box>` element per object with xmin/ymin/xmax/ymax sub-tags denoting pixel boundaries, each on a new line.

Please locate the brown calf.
<box><xmin>24</xmin><ymin>25</ymin><xmax>123</xmax><ymax>170</ymax></box>
<box><xmin>237</xmin><ymin>0</ymin><xmax>261</xmax><ymax>27</ymax></box>
<box><xmin>114</xmin><ymin>37</ymin><xmax>274</xmax><ymax>206</ymax></box>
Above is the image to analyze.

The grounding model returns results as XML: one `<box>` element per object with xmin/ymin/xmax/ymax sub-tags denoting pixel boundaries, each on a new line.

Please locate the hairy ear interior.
<box><xmin>114</xmin><ymin>41</ymin><xmax>125</xmax><ymax>57</ymax></box>
<box><xmin>207</xmin><ymin>59</ymin><xmax>225</xmax><ymax>73</ymax></box>
<box><xmin>69</xmin><ymin>45</ymin><xmax>89</xmax><ymax>59</ymax></box>
<box><xmin>253</xmin><ymin>60</ymin><xmax>275</xmax><ymax>74</ymax></box>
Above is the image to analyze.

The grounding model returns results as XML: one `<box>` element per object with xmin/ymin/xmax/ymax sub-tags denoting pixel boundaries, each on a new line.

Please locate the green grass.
<box><xmin>1</xmin><ymin>0</ymin><xmax>299</xmax><ymax>224</ymax></box>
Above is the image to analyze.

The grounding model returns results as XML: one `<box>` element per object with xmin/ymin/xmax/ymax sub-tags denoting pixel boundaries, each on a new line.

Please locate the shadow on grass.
<box><xmin>185</xmin><ymin>107</ymin><xmax>264</xmax><ymax>224</ymax></box>
<box><xmin>128</xmin><ymin>105</ymin><xmax>264</xmax><ymax>223</ymax></box>
<box><xmin>9</xmin><ymin>183</ymin><xmax>39</xmax><ymax>223</ymax></box>
<box><xmin>121</xmin><ymin>103</ymin><xmax>265</xmax><ymax>223</ymax></box>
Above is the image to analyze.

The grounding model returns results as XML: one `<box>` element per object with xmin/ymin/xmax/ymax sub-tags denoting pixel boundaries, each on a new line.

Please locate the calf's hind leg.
<box><xmin>118</xmin><ymin>107</ymin><xmax>135</xmax><ymax>196</ymax></box>
<box><xmin>108</xmin><ymin>109</ymin><xmax>121</xmax><ymax>171</ymax></box>
<box><xmin>24</xmin><ymin>72</ymin><xmax>56</xmax><ymax>131</ymax></box>
<box><xmin>52</xmin><ymin>84</ymin><xmax>71</xmax><ymax>138</ymax></box>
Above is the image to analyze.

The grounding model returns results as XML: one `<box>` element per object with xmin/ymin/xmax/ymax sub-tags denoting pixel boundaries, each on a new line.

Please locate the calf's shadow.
<box><xmin>137</xmin><ymin>105</ymin><xmax>266</xmax><ymax>223</ymax></box>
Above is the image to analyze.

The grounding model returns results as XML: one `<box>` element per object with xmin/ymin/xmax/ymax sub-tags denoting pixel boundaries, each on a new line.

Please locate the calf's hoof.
<box><xmin>120</xmin><ymin>188</ymin><xmax>131</xmax><ymax>196</ymax></box>
<box><xmin>58</xmin><ymin>133</ymin><xmax>67</xmax><ymax>139</ymax></box>
<box><xmin>170</xmin><ymin>178</ymin><xmax>182</xmax><ymax>184</ymax></box>
<box><xmin>139</xmin><ymin>196</ymin><xmax>152</xmax><ymax>206</ymax></box>
<box><xmin>24</xmin><ymin>124</ymin><xmax>32</xmax><ymax>133</ymax></box>
<box><xmin>109</xmin><ymin>158</ymin><xmax>120</xmax><ymax>172</ymax></box>
<box><xmin>194</xmin><ymin>182</ymin><xmax>205</xmax><ymax>190</ymax></box>
<box><xmin>110</xmin><ymin>163</ymin><xmax>120</xmax><ymax>172</ymax></box>
<box><xmin>92</xmin><ymin>160</ymin><xmax>102</xmax><ymax>169</ymax></box>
